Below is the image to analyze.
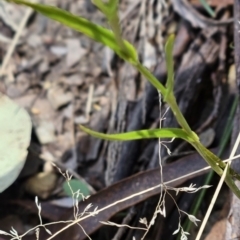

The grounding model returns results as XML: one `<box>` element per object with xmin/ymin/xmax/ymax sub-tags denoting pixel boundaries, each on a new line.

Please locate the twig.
<box><xmin>85</xmin><ymin>84</ymin><xmax>94</xmax><ymax>122</ymax></box>
<box><xmin>0</xmin><ymin>6</ymin><xmax>33</xmax><ymax>77</ymax></box>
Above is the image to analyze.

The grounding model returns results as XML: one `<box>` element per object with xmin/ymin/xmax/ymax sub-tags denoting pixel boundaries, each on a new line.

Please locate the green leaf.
<box><xmin>80</xmin><ymin>125</ymin><xmax>195</xmax><ymax>142</ymax></box>
<box><xmin>8</xmin><ymin>0</ymin><xmax>138</xmax><ymax>65</ymax></box>
<box><xmin>63</xmin><ymin>179</ymin><xmax>90</xmax><ymax>201</ymax></box>
<box><xmin>164</xmin><ymin>34</ymin><xmax>175</xmax><ymax>101</ymax></box>
<box><xmin>199</xmin><ymin>0</ymin><xmax>215</xmax><ymax>17</ymax></box>
<box><xmin>0</xmin><ymin>93</ymin><xmax>32</xmax><ymax>192</ymax></box>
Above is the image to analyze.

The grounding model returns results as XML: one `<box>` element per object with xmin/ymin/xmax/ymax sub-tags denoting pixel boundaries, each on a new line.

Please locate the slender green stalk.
<box><xmin>137</xmin><ymin>59</ymin><xmax>240</xmax><ymax>198</ymax></box>
<box><xmin>166</xmin><ymin>93</ymin><xmax>199</xmax><ymax>141</ymax></box>
<box><xmin>136</xmin><ymin>47</ymin><xmax>198</xmax><ymax>142</ymax></box>
<box><xmin>136</xmin><ymin>62</ymin><xmax>167</xmax><ymax>95</ymax></box>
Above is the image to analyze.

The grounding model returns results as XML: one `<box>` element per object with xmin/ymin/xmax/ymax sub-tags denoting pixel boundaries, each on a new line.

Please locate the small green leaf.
<box><xmin>8</xmin><ymin>0</ymin><xmax>138</xmax><ymax>64</ymax></box>
<box><xmin>199</xmin><ymin>0</ymin><xmax>215</xmax><ymax>17</ymax></box>
<box><xmin>80</xmin><ymin>125</ymin><xmax>196</xmax><ymax>142</ymax></box>
<box><xmin>63</xmin><ymin>179</ymin><xmax>90</xmax><ymax>201</ymax></box>
<box><xmin>164</xmin><ymin>34</ymin><xmax>175</xmax><ymax>101</ymax></box>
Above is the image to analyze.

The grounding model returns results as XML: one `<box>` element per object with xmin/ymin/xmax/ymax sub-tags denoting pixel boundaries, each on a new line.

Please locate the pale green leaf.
<box><xmin>0</xmin><ymin>93</ymin><xmax>31</xmax><ymax>192</ymax></box>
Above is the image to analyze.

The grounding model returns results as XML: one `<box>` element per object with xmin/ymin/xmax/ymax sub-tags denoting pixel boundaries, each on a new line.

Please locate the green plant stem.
<box><xmin>193</xmin><ymin>144</ymin><xmax>240</xmax><ymax>199</ymax></box>
<box><xmin>109</xmin><ymin>14</ymin><xmax>126</xmax><ymax>52</ymax></box>
<box><xmin>167</xmin><ymin>93</ymin><xmax>199</xmax><ymax>141</ymax></box>
<box><xmin>136</xmin><ymin>62</ymin><xmax>167</xmax><ymax>95</ymax></box>
<box><xmin>137</xmin><ymin>57</ymin><xmax>240</xmax><ymax>197</ymax></box>
<box><xmin>136</xmin><ymin>62</ymin><xmax>198</xmax><ymax>141</ymax></box>
<box><xmin>136</xmin><ymin>61</ymin><xmax>240</xmax><ymax>197</ymax></box>
<box><xmin>137</xmin><ymin>62</ymin><xmax>198</xmax><ymax>141</ymax></box>
<box><xmin>193</xmin><ymin>143</ymin><xmax>225</xmax><ymax>175</ymax></box>
<box><xmin>182</xmin><ymin>95</ymin><xmax>239</xmax><ymax>237</ymax></box>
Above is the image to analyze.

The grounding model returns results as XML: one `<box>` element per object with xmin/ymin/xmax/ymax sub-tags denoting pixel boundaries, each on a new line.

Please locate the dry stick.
<box><xmin>196</xmin><ymin>132</ymin><xmax>240</xmax><ymax>240</ymax></box>
<box><xmin>0</xmin><ymin>6</ymin><xmax>33</xmax><ymax>76</ymax></box>
<box><xmin>85</xmin><ymin>83</ymin><xmax>94</xmax><ymax>122</ymax></box>
<box><xmin>46</xmin><ymin>153</ymin><xmax>240</xmax><ymax>240</ymax></box>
